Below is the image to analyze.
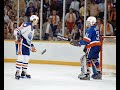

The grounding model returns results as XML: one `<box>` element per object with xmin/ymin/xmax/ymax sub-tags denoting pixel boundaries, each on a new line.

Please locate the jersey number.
<box><xmin>96</xmin><ymin>31</ymin><xmax>100</xmax><ymax>40</ymax></box>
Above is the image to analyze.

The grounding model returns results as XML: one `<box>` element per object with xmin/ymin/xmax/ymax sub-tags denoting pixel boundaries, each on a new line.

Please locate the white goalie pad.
<box><xmin>80</xmin><ymin>55</ymin><xmax>87</xmax><ymax>75</ymax></box>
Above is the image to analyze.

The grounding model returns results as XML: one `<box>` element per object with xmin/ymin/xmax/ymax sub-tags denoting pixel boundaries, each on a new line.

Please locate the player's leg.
<box><xmin>79</xmin><ymin>58</ymin><xmax>91</xmax><ymax>80</ymax></box>
<box><xmin>91</xmin><ymin>59</ymin><xmax>102</xmax><ymax>79</ymax></box>
<box><xmin>79</xmin><ymin>48</ymin><xmax>99</xmax><ymax>80</ymax></box>
<box><xmin>15</xmin><ymin>55</ymin><xmax>24</xmax><ymax>80</ymax></box>
<box><xmin>91</xmin><ymin>46</ymin><xmax>102</xmax><ymax>79</ymax></box>
<box><xmin>21</xmin><ymin>55</ymin><xmax>31</xmax><ymax>78</ymax></box>
<box><xmin>21</xmin><ymin>45</ymin><xmax>31</xmax><ymax>78</ymax></box>
<box><xmin>78</xmin><ymin>55</ymin><xmax>88</xmax><ymax>79</ymax></box>
<box><xmin>15</xmin><ymin>43</ymin><xmax>24</xmax><ymax>80</ymax></box>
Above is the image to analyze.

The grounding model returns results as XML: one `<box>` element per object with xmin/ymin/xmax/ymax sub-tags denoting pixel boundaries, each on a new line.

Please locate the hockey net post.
<box><xmin>100</xmin><ymin>36</ymin><xmax>116</xmax><ymax>76</ymax></box>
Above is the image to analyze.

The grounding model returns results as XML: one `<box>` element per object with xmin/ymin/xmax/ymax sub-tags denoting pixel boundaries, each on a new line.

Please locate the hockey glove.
<box><xmin>31</xmin><ymin>47</ymin><xmax>37</xmax><ymax>52</ymax></box>
<box><xmin>70</xmin><ymin>41</ymin><xmax>81</xmax><ymax>47</ymax></box>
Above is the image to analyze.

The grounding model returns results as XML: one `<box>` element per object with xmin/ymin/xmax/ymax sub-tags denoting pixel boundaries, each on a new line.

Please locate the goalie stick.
<box><xmin>57</xmin><ymin>35</ymin><xmax>71</xmax><ymax>41</ymax></box>
<box><xmin>22</xmin><ymin>43</ymin><xmax>47</xmax><ymax>55</ymax></box>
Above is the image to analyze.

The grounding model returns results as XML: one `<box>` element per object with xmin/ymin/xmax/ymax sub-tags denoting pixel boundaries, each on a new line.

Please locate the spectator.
<box><xmin>4</xmin><ymin>22</ymin><xmax>8</xmax><ymax>39</ymax></box>
<box><xmin>89</xmin><ymin>0</ymin><xmax>100</xmax><ymax>18</ymax></box>
<box><xmin>100</xmin><ymin>20</ymin><xmax>114</xmax><ymax>36</ymax></box>
<box><xmin>71</xmin><ymin>25</ymin><xmax>80</xmax><ymax>41</ymax></box>
<box><xmin>43</xmin><ymin>18</ymin><xmax>53</xmax><ymax>40</ymax></box>
<box><xmin>33</xmin><ymin>24</ymin><xmax>40</xmax><ymax>40</ymax></box>
<box><xmin>56</xmin><ymin>20</ymin><xmax>62</xmax><ymax>36</ymax></box>
<box><xmin>57</xmin><ymin>0</ymin><xmax>63</xmax><ymax>18</ymax></box>
<box><xmin>76</xmin><ymin>18</ymin><xmax>83</xmax><ymax>38</ymax></box>
<box><xmin>98</xmin><ymin>0</ymin><xmax>104</xmax><ymax>19</ymax></box>
<box><xmin>69</xmin><ymin>0</ymin><xmax>80</xmax><ymax>21</ymax></box>
<box><xmin>69</xmin><ymin>0</ymin><xmax>80</xmax><ymax>12</ymax></box>
<box><xmin>66</xmin><ymin>0</ymin><xmax>73</xmax><ymax>13</ymax></box>
<box><xmin>13</xmin><ymin>22</ymin><xmax>17</xmax><ymax>30</ymax></box>
<box><xmin>50</xmin><ymin>1</ymin><xmax>59</xmax><ymax>11</ymax></box>
<box><xmin>96</xmin><ymin>18</ymin><xmax>102</xmax><ymax>31</ymax></box>
<box><xmin>13</xmin><ymin>0</ymin><xmax>26</xmax><ymax>12</ymax></box>
<box><xmin>7</xmin><ymin>15</ymin><xmax>16</xmax><ymax>38</ymax></box>
<box><xmin>33</xmin><ymin>0</ymin><xmax>40</xmax><ymax>11</ymax></box>
<box><xmin>49</xmin><ymin>10</ymin><xmax>60</xmax><ymax>37</ymax></box>
<box><xmin>43</xmin><ymin>0</ymin><xmax>50</xmax><ymax>12</ymax></box>
<box><xmin>79</xmin><ymin>2</ymin><xmax>89</xmax><ymax>19</ymax></box>
<box><xmin>25</xmin><ymin>2</ymin><xmax>36</xmax><ymax>17</ymax></box>
<box><xmin>65</xmin><ymin>8</ymin><xmax>76</xmax><ymax>33</ymax></box>
<box><xmin>20</xmin><ymin>11</ymin><xmax>28</xmax><ymax>22</ymax></box>
<box><xmin>110</xmin><ymin>7</ymin><xmax>116</xmax><ymax>32</ymax></box>
<box><xmin>19</xmin><ymin>17</ymin><xmax>24</xmax><ymax>26</ymax></box>
<box><xmin>13</xmin><ymin>10</ymin><xmax>17</xmax><ymax>21</ymax></box>
<box><xmin>64</xmin><ymin>28</ymin><xmax>70</xmax><ymax>38</ymax></box>
<box><xmin>4</xmin><ymin>11</ymin><xmax>10</xmax><ymax>24</ymax></box>
<box><xmin>4</xmin><ymin>5</ymin><xmax>12</xmax><ymax>18</ymax></box>
<box><xmin>43</xmin><ymin>0</ymin><xmax>50</xmax><ymax>23</ymax></box>
<box><xmin>107</xmin><ymin>0</ymin><xmax>113</xmax><ymax>20</ymax></box>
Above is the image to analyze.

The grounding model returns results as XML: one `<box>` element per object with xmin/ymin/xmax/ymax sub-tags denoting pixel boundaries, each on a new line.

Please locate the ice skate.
<box><xmin>21</xmin><ymin>71</ymin><xmax>31</xmax><ymax>79</ymax></box>
<box><xmin>15</xmin><ymin>70</ymin><xmax>20</xmax><ymax>80</ymax></box>
<box><xmin>91</xmin><ymin>71</ymin><xmax>102</xmax><ymax>80</ymax></box>
<box><xmin>78</xmin><ymin>73</ymin><xmax>90</xmax><ymax>80</ymax></box>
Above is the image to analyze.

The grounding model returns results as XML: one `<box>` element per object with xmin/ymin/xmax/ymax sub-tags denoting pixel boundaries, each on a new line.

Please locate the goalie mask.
<box><xmin>30</xmin><ymin>15</ymin><xmax>39</xmax><ymax>25</ymax></box>
<box><xmin>86</xmin><ymin>16</ymin><xmax>96</xmax><ymax>27</ymax></box>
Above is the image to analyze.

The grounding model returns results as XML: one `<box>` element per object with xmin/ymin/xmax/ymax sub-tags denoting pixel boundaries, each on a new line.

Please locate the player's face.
<box><xmin>86</xmin><ymin>21</ymin><xmax>91</xmax><ymax>28</ymax></box>
<box><xmin>33</xmin><ymin>19</ymin><xmax>39</xmax><ymax>25</ymax></box>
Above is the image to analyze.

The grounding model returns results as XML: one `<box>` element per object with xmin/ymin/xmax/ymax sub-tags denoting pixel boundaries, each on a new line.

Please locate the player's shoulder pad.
<box><xmin>23</xmin><ymin>22</ymin><xmax>32</xmax><ymax>27</ymax></box>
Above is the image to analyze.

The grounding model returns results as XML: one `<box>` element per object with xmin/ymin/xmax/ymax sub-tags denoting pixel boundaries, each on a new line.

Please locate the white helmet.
<box><xmin>86</xmin><ymin>16</ymin><xmax>96</xmax><ymax>27</ymax></box>
<box><xmin>30</xmin><ymin>15</ymin><xmax>39</xmax><ymax>21</ymax></box>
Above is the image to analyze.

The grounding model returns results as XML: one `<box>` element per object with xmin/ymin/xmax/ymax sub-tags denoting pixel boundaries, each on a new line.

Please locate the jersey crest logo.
<box><xmin>28</xmin><ymin>32</ymin><xmax>32</xmax><ymax>40</ymax></box>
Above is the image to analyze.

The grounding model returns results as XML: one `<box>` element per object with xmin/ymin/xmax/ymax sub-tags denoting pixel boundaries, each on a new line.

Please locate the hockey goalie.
<box><xmin>71</xmin><ymin>16</ymin><xmax>102</xmax><ymax>80</ymax></box>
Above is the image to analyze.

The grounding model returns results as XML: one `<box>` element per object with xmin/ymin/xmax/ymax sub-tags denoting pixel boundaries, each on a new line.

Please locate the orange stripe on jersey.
<box><xmin>86</xmin><ymin>42</ymin><xmax>101</xmax><ymax>48</ymax></box>
<box><xmin>83</xmin><ymin>38</ymin><xmax>90</xmax><ymax>43</ymax></box>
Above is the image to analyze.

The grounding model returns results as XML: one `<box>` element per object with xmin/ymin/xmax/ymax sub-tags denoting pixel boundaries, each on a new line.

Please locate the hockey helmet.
<box><xmin>86</xmin><ymin>16</ymin><xmax>96</xmax><ymax>27</ymax></box>
<box><xmin>30</xmin><ymin>15</ymin><xmax>39</xmax><ymax>21</ymax></box>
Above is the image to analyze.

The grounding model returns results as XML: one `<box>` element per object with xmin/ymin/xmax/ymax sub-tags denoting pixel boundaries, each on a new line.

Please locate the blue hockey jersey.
<box><xmin>79</xmin><ymin>25</ymin><xmax>101</xmax><ymax>48</ymax></box>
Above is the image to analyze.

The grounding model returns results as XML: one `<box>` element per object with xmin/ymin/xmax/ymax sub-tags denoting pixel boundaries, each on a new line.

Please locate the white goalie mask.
<box><xmin>86</xmin><ymin>16</ymin><xmax>96</xmax><ymax>27</ymax></box>
<box><xmin>30</xmin><ymin>15</ymin><xmax>39</xmax><ymax>25</ymax></box>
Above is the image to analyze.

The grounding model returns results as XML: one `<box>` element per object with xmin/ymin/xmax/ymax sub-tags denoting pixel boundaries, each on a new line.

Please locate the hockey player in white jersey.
<box><xmin>14</xmin><ymin>15</ymin><xmax>39</xmax><ymax>80</ymax></box>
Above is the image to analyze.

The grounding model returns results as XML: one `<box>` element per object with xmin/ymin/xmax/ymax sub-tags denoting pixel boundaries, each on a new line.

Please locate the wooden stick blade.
<box><xmin>41</xmin><ymin>49</ymin><xmax>47</xmax><ymax>55</ymax></box>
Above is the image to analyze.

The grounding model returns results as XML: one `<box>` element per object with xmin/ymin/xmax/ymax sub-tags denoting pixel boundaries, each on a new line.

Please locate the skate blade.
<box><xmin>20</xmin><ymin>76</ymin><xmax>31</xmax><ymax>79</ymax></box>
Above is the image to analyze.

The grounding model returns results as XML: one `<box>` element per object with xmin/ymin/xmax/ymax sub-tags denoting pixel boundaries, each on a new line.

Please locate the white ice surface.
<box><xmin>4</xmin><ymin>63</ymin><xmax>116</xmax><ymax>90</ymax></box>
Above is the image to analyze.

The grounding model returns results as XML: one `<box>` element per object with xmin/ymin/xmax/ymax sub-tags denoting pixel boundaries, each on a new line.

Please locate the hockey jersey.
<box><xmin>79</xmin><ymin>25</ymin><xmax>101</xmax><ymax>48</ymax></box>
<box><xmin>14</xmin><ymin>22</ymin><xmax>35</xmax><ymax>46</ymax></box>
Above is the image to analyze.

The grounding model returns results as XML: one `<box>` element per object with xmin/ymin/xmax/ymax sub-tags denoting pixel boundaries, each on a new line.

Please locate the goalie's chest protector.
<box><xmin>20</xmin><ymin>22</ymin><xmax>35</xmax><ymax>45</ymax></box>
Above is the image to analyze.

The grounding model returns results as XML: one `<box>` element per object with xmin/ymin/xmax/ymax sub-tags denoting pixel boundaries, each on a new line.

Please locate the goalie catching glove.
<box><xmin>70</xmin><ymin>40</ymin><xmax>81</xmax><ymax>47</ymax></box>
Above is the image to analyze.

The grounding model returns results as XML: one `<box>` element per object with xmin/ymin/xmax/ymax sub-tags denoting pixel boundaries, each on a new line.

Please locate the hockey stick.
<box><xmin>22</xmin><ymin>43</ymin><xmax>47</xmax><ymax>55</ymax></box>
<box><xmin>56</xmin><ymin>35</ymin><xmax>71</xmax><ymax>41</ymax></box>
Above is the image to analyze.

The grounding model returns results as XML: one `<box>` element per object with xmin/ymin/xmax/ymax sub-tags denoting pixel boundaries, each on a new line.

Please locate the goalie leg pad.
<box><xmin>80</xmin><ymin>55</ymin><xmax>87</xmax><ymax>74</ymax></box>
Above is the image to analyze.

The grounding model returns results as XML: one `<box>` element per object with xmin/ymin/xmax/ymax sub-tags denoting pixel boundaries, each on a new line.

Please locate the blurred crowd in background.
<box><xmin>4</xmin><ymin>0</ymin><xmax>116</xmax><ymax>41</ymax></box>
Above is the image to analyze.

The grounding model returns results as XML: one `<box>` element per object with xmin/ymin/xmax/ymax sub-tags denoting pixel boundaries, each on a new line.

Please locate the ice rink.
<box><xmin>4</xmin><ymin>63</ymin><xmax>116</xmax><ymax>90</ymax></box>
